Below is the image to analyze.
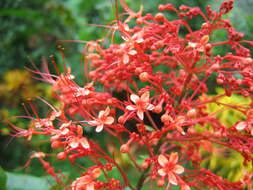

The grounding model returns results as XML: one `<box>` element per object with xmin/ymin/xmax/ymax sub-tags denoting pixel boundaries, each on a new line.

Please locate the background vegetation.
<box><xmin>0</xmin><ymin>0</ymin><xmax>252</xmax><ymax>189</ymax></box>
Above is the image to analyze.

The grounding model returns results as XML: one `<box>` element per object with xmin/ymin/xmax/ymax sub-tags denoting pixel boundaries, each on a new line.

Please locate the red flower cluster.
<box><xmin>8</xmin><ymin>0</ymin><xmax>253</xmax><ymax>189</ymax></box>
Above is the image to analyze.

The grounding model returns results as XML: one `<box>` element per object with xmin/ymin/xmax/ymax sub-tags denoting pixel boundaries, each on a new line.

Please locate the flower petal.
<box><xmin>137</xmin><ymin>110</ymin><xmax>144</xmax><ymax>120</ymax></box>
<box><xmin>126</xmin><ymin>105</ymin><xmax>136</xmax><ymax>111</ymax></box>
<box><xmin>146</xmin><ymin>103</ymin><xmax>155</xmax><ymax>111</ymax></box>
<box><xmin>80</xmin><ymin>138</ymin><xmax>90</xmax><ymax>149</ymax></box>
<box><xmin>158</xmin><ymin>154</ymin><xmax>169</xmax><ymax>167</ymax></box>
<box><xmin>98</xmin><ymin>110</ymin><xmax>105</xmax><ymax>119</ymax></box>
<box><xmin>169</xmin><ymin>152</ymin><xmax>179</xmax><ymax>165</ymax></box>
<box><xmin>104</xmin><ymin>107</ymin><xmax>110</xmax><ymax>116</ymax></box>
<box><xmin>105</xmin><ymin>116</ymin><xmax>114</xmax><ymax>125</ymax></box>
<box><xmin>168</xmin><ymin>172</ymin><xmax>178</xmax><ymax>185</ymax></box>
<box><xmin>123</xmin><ymin>54</ymin><xmax>129</xmax><ymax>64</ymax></box>
<box><xmin>173</xmin><ymin>164</ymin><xmax>184</xmax><ymax>174</ymax></box>
<box><xmin>140</xmin><ymin>92</ymin><xmax>150</xmax><ymax>102</ymax></box>
<box><xmin>96</xmin><ymin>125</ymin><xmax>104</xmax><ymax>132</ymax></box>
<box><xmin>181</xmin><ymin>184</ymin><xmax>191</xmax><ymax>190</ymax></box>
<box><xmin>158</xmin><ymin>168</ymin><xmax>166</xmax><ymax>176</ymax></box>
<box><xmin>86</xmin><ymin>182</ymin><xmax>94</xmax><ymax>190</ymax></box>
<box><xmin>130</xmin><ymin>94</ymin><xmax>139</xmax><ymax>103</ymax></box>
<box><xmin>89</xmin><ymin>120</ymin><xmax>99</xmax><ymax>126</ymax></box>
<box><xmin>61</xmin><ymin>128</ymin><xmax>70</xmax><ymax>135</ymax></box>
<box><xmin>70</xmin><ymin>139</ymin><xmax>79</xmax><ymax>148</ymax></box>
<box><xmin>235</xmin><ymin>121</ymin><xmax>247</xmax><ymax>131</ymax></box>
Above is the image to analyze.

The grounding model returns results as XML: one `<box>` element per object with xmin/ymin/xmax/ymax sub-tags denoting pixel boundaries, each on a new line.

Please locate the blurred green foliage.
<box><xmin>201</xmin><ymin>88</ymin><xmax>252</xmax><ymax>182</ymax></box>
<box><xmin>1</xmin><ymin>0</ymin><xmax>253</xmax><ymax>189</ymax></box>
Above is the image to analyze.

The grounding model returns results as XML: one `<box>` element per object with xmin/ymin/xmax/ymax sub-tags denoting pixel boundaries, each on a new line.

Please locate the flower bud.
<box><xmin>155</xmin><ymin>13</ymin><xmax>165</xmax><ymax>22</ymax></box>
<box><xmin>161</xmin><ymin>114</ymin><xmax>172</xmax><ymax>123</ymax></box>
<box><xmin>118</xmin><ymin>116</ymin><xmax>125</xmax><ymax>124</ymax></box>
<box><xmin>51</xmin><ymin>141</ymin><xmax>62</xmax><ymax>149</ymax></box>
<box><xmin>120</xmin><ymin>144</ymin><xmax>129</xmax><ymax>153</ymax></box>
<box><xmin>135</xmin><ymin>67</ymin><xmax>142</xmax><ymax>75</ymax></box>
<box><xmin>57</xmin><ymin>152</ymin><xmax>67</xmax><ymax>161</ymax></box>
<box><xmin>200</xmin><ymin>35</ymin><xmax>209</xmax><ymax>44</ymax></box>
<box><xmin>153</xmin><ymin>105</ymin><xmax>162</xmax><ymax>113</ymax></box>
<box><xmin>141</xmin><ymin>161</ymin><xmax>149</xmax><ymax>169</ymax></box>
<box><xmin>157</xmin><ymin>178</ymin><xmax>165</xmax><ymax>187</ymax></box>
<box><xmin>201</xmin><ymin>22</ymin><xmax>209</xmax><ymax>29</ymax></box>
<box><xmin>187</xmin><ymin>109</ymin><xmax>197</xmax><ymax>118</ymax></box>
<box><xmin>139</xmin><ymin>72</ymin><xmax>149</xmax><ymax>82</ymax></box>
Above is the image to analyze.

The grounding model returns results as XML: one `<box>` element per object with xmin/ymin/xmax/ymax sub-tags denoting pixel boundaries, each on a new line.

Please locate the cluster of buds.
<box><xmin>8</xmin><ymin>0</ymin><xmax>253</xmax><ymax>189</ymax></box>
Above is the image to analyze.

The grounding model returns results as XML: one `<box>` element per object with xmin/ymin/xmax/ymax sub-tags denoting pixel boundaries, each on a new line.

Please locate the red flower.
<box><xmin>126</xmin><ymin>92</ymin><xmax>154</xmax><ymax>120</ymax></box>
<box><xmin>158</xmin><ymin>152</ymin><xmax>184</xmax><ymax>185</ymax></box>
<box><xmin>71</xmin><ymin>168</ymin><xmax>101</xmax><ymax>190</ymax></box>
<box><xmin>89</xmin><ymin>107</ymin><xmax>114</xmax><ymax>132</ymax></box>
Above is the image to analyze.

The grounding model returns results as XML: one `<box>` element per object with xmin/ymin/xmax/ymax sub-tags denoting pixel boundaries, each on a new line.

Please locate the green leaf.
<box><xmin>6</xmin><ymin>172</ymin><xmax>52</xmax><ymax>190</ymax></box>
<box><xmin>0</xmin><ymin>167</ymin><xmax>7</xmax><ymax>190</ymax></box>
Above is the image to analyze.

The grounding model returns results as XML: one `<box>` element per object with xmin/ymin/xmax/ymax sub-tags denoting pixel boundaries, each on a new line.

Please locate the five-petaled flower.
<box><xmin>158</xmin><ymin>152</ymin><xmax>185</xmax><ymax>186</ymax></box>
<box><xmin>89</xmin><ymin>107</ymin><xmax>114</xmax><ymax>132</ymax></box>
<box><xmin>71</xmin><ymin>168</ymin><xmax>101</xmax><ymax>190</ymax></box>
<box><xmin>126</xmin><ymin>92</ymin><xmax>154</xmax><ymax>120</ymax></box>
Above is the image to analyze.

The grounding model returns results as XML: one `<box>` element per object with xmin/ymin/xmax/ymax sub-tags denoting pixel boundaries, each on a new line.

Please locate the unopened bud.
<box><xmin>141</xmin><ymin>161</ymin><xmax>149</xmax><ymax>169</ymax></box>
<box><xmin>136</xmin><ymin>18</ymin><xmax>143</xmax><ymax>25</ymax></box>
<box><xmin>200</xmin><ymin>35</ymin><xmax>209</xmax><ymax>44</ymax></box>
<box><xmin>77</xmin><ymin>125</ymin><xmax>83</xmax><ymax>136</ymax></box>
<box><xmin>187</xmin><ymin>109</ymin><xmax>197</xmax><ymax>118</ymax></box>
<box><xmin>120</xmin><ymin>144</ymin><xmax>129</xmax><ymax>153</ymax></box>
<box><xmin>51</xmin><ymin>141</ymin><xmax>62</xmax><ymax>149</ymax></box>
<box><xmin>118</xmin><ymin>116</ymin><xmax>125</xmax><ymax>124</ymax></box>
<box><xmin>135</xmin><ymin>67</ymin><xmax>142</xmax><ymax>75</ymax></box>
<box><xmin>201</xmin><ymin>22</ymin><xmax>209</xmax><ymax>29</ymax></box>
<box><xmin>139</xmin><ymin>72</ymin><xmax>149</xmax><ymax>82</ymax></box>
<box><xmin>157</xmin><ymin>178</ymin><xmax>165</xmax><ymax>187</ymax></box>
<box><xmin>217</xmin><ymin>78</ymin><xmax>224</xmax><ymax>85</ymax></box>
<box><xmin>155</xmin><ymin>13</ymin><xmax>165</xmax><ymax>22</ymax></box>
<box><xmin>161</xmin><ymin>114</ymin><xmax>172</xmax><ymax>123</ymax></box>
<box><xmin>57</xmin><ymin>152</ymin><xmax>67</xmax><ymax>161</ymax></box>
<box><xmin>153</xmin><ymin>105</ymin><xmax>162</xmax><ymax>113</ymax></box>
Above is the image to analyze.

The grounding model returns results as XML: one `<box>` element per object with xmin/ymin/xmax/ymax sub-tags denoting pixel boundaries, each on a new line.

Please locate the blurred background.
<box><xmin>0</xmin><ymin>0</ymin><xmax>252</xmax><ymax>189</ymax></box>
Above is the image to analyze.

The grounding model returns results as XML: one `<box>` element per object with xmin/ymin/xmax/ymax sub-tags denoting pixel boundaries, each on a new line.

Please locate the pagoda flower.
<box><xmin>71</xmin><ymin>168</ymin><xmax>101</xmax><ymax>190</ymax></box>
<box><xmin>158</xmin><ymin>152</ymin><xmax>185</xmax><ymax>186</ymax></box>
<box><xmin>89</xmin><ymin>107</ymin><xmax>114</xmax><ymax>132</ymax></box>
<box><xmin>126</xmin><ymin>92</ymin><xmax>154</xmax><ymax>120</ymax></box>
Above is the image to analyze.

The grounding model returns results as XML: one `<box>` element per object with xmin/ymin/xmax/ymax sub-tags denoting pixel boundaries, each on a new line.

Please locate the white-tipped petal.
<box><xmin>86</xmin><ymin>183</ymin><xmax>95</xmax><ymax>190</ymax></box>
<box><xmin>98</xmin><ymin>110</ymin><xmax>105</xmax><ymax>118</ymax></box>
<box><xmin>80</xmin><ymin>138</ymin><xmax>90</xmax><ymax>149</ymax></box>
<box><xmin>96</xmin><ymin>125</ymin><xmax>104</xmax><ymax>133</ymax></box>
<box><xmin>89</xmin><ymin>120</ymin><xmax>99</xmax><ymax>126</ymax></box>
<box><xmin>169</xmin><ymin>152</ymin><xmax>179</xmax><ymax>164</ymax></box>
<box><xmin>173</xmin><ymin>165</ymin><xmax>184</xmax><ymax>174</ymax></box>
<box><xmin>130</xmin><ymin>94</ymin><xmax>140</xmax><ymax>103</ymax></box>
<box><xmin>158</xmin><ymin>169</ymin><xmax>166</xmax><ymax>176</ymax></box>
<box><xmin>70</xmin><ymin>139</ymin><xmax>79</xmax><ymax>148</ymax></box>
<box><xmin>104</xmin><ymin>107</ymin><xmax>110</xmax><ymax>116</ymax></box>
<box><xmin>168</xmin><ymin>172</ymin><xmax>178</xmax><ymax>185</ymax></box>
<box><xmin>123</xmin><ymin>54</ymin><xmax>129</xmax><ymax>64</ymax></box>
<box><xmin>140</xmin><ymin>92</ymin><xmax>150</xmax><ymax>102</ymax></box>
<box><xmin>137</xmin><ymin>110</ymin><xmax>144</xmax><ymax>120</ymax></box>
<box><xmin>235</xmin><ymin>122</ymin><xmax>247</xmax><ymax>131</ymax></box>
<box><xmin>126</xmin><ymin>105</ymin><xmax>136</xmax><ymax>111</ymax></box>
<box><xmin>158</xmin><ymin>154</ymin><xmax>169</xmax><ymax>167</ymax></box>
<box><xmin>147</xmin><ymin>103</ymin><xmax>155</xmax><ymax>110</ymax></box>
<box><xmin>105</xmin><ymin>116</ymin><xmax>114</xmax><ymax>125</ymax></box>
<box><xmin>61</xmin><ymin>128</ymin><xmax>70</xmax><ymax>135</ymax></box>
